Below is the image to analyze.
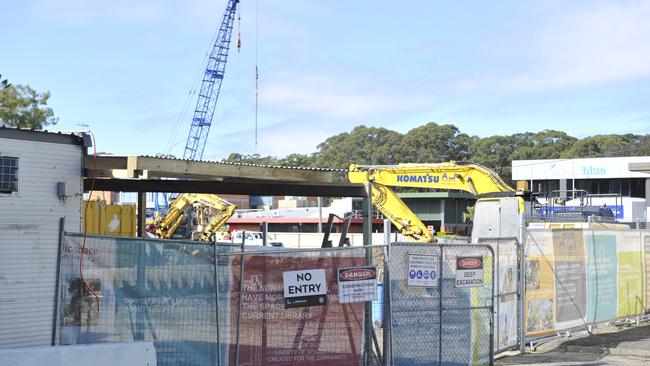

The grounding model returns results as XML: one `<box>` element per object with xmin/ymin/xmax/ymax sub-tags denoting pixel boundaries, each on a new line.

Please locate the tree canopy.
<box><xmin>222</xmin><ymin>124</ymin><xmax>649</xmax><ymax>184</ymax></box>
<box><xmin>0</xmin><ymin>83</ymin><xmax>58</xmax><ymax>129</ymax></box>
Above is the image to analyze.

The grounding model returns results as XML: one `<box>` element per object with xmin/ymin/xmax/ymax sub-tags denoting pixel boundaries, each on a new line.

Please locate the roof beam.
<box><xmin>85</xmin><ymin>178</ymin><xmax>366</xmax><ymax>198</ymax></box>
<box><xmin>85</xmin><ymin>155</ymin><xmax>339</xmax><ymax>182</ymax></box>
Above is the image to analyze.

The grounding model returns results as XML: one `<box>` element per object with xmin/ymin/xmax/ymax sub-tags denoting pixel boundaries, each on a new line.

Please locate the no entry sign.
<box><xmin>283</xmin><ymin>269</ymin><xmax>327</xmax><ymax>308</ymax></box>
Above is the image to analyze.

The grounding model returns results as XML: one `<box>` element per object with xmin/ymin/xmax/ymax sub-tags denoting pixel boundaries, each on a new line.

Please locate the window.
<box><xmin>0</xmin><ymin>156</ymin><xmax>18</xmax><ymax>193</ymax></box>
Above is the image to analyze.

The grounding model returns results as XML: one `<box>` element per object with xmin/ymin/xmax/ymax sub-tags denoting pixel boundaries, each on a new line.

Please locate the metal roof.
<box><xmin>0</xmin><ymin>126</ymin><xmax>89</xmax><ymax>146</ymax></box>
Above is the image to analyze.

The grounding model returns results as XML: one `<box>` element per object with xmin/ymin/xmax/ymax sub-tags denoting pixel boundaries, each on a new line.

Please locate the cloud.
<box><xmin>514</xmin><ymin>2</ymin><xmax>650</xmax><ymax>90</ymax></box>
<box><xmin>456</xmin><ymin>1</ymin><xmax>650</xmax><ymax>93</ymax></box>
<box><xmin>259</xmin><ymin>70</ymin><xmax>430</xmax><ymax>119</ymax></box>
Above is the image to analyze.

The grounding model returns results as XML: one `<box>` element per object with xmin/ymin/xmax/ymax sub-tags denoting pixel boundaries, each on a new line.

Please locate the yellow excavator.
<box><xmin>348</xmin><ymin>162</ymin><xmax>531</xmax><ymax>242</ymax></box>
<box><xmin>349</xmin><ymin>161</ymin><xmax>627</xmax><ymax>242</ymax></box>
<box><xmin>148</xmin><ymin>193</ymin><xmax>236</xmax><ymax>241</ymax></box>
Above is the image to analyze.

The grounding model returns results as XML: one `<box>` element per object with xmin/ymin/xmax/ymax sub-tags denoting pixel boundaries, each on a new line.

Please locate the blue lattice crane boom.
<box><xmin>154</xmin><ymin>0</ymin><xmax>239</xmax><ymax>215</ymax></box>
<box><xmin>183</xmin><ymin>0</ymin><xmax>240</xmax><ymax>160</ymax></box>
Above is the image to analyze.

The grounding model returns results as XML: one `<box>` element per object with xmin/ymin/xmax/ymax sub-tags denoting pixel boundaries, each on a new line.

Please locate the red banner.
<box><xmin>230</xmin><ymin>255</ymin><xmax>366</xmax><ymax>365</ymax></box>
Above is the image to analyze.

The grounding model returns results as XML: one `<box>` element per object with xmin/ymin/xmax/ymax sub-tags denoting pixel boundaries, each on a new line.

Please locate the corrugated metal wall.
<box><xmin>0</xmin><ymin>137</ymin><xmax>83</xmax><ymax>348</ymax></box>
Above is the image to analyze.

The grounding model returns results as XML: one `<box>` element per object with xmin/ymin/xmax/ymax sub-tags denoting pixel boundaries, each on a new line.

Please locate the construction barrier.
<box><xmin>56</xmin><ymin>234</ymin><xmax>384</xmax><ymax>366</ymax></box>
<box><xmin>214</xmin><ymin>245</ymin><xmax>385</xmax><ymax>366</ymax></box>
<box><xmin>53</xmin><ymin>227</ymin><xmax>650</xmax><ymax>365</ymax></box>
<box><xmin>524</xmin><ymin>229</ymin><xmax>650</xmax><ymax>340</ymax></box>
<box><xmin>387</xmin><ymin>242</ymin><xmax>494</xmax><ymax>365</ymax></box>
<box><xmin>56</xmin><ymin>234</ymin><xmax>219</xmax><ymax>366</ymax></box>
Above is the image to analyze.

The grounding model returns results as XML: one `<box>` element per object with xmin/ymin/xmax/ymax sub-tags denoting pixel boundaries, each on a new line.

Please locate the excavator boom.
<box><xmin>348</xmin><ymin>161</ymin><xmax>523</xmax><ymax>243</ymax></box>
<box><xmin>152</xmin><ymin>193</ymin><xmax>236</xmax><ymax>241</ymax></box>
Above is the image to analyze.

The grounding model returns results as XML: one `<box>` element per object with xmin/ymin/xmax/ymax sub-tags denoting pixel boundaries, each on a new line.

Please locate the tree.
<box><xmin>560</xmin><ymin>134</ymin><xmax>645</xmax><ymax>158</ymax></box>
<box><xmin>512</xmin><ymin>130</ymin><xmax>577</xmax><ymax>160</ymax></box>
<box><xmin>312</xmin><ymin>125</ymin><xmax>403</xmax><ymax>168</ymax></box>
<box><xmin>468</xmin><ymin>135</ymin><xmax>518</xmax><ymax>182</ymax></box>
<box><xmin>276</xmin><ymin>153</ymin><xmax>314</xmax><ymax>167</ymax></box>
<box><xmin>222</xmin><ymin>153</ymin><xmax>278</xmax><ymax>165</ymax></box>
<box><xmin>399</xmin><ymin>122</ymin><xmax>473</xmax><ymax>163</ymax></box>
<box><xmin>0</xmin><ymin>84</ymin><xmax>58</xmax><ymax>128</ymax></box>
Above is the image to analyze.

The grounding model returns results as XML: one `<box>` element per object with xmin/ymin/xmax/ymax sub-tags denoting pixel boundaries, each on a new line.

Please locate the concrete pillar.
<box><xmin>137</xmin><ymin>192</ymin><xmax>146</xmax><ymax>238</ymax></box>
<box><xmin>560</xmin><ymin>179</ymin><xmax>567</xmax><ymax>198</ymax></box>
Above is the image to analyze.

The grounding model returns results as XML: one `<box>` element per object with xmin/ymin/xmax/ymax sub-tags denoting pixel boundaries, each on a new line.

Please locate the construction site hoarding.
<box><xmin>216</xmin><ymin>247</ymin><xmax>372</xmax><ymax>366</ymax></box>
<box><xmin>524</xmin><ymin>229</ymin><xmax>649</xmax><ymax>339</ymax></box>
<box><xmin>56</xmin><ymin>234</ymin><xmax>377</xmax><ymax>366</ymax></box>
<box><xmin>57</xmin><ymin>234</ymin><xmax>219</xmax><ymax>366</ymax></box>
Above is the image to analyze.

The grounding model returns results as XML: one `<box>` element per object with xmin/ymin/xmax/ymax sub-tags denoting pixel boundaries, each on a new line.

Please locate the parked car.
<box><xmin>231</xmin><ymin>231</ymin><xmax>283</xmax><ymax>246</ymax></box>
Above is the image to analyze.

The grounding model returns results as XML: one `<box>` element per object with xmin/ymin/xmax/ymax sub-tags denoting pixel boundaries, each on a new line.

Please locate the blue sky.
<box><xmin>3</xmin><ymin>0</ymin><xmax>649</xmax><ymax>160</ymax></box>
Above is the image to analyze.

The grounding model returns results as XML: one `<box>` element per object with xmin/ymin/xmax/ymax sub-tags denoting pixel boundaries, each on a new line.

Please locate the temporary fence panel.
<box><xmin>524</xmin><ymin>228</ymin><xmax>650</xmax><ymax>341</ymax></box>
<box><xmin>214</xmin><ymin>245</ymin><xmax>385</xmax><ymax>366</ymax></box>
<box><xmin>56</xmin><ymin>234</ymin><xmax>218</xmax><ymax>366</ymax></box>
<box><xmin>388</xmin><ymin>243</ymin><xmax>494</xmax><ymax>366</ymax></box>
<box><xmin>478</xmin><ymin>237</ymin><xmax>520</xmax><ymax>352</ymax></box>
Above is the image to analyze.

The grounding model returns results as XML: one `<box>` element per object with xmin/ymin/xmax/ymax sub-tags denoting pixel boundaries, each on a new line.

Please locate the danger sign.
<box><xmin>283</xmin><ymin>269</ymin><xmax>327</xmax><ymax>308</ymax></box>
<box><xmin>338</xmin><ymin>266</ymin><xmax>377</xmax><ymax>304</ymax></box>
<box><xmin>455</xmin><ymin>256</ymin><xmax>484</xmax><ymax>288</ymax></box>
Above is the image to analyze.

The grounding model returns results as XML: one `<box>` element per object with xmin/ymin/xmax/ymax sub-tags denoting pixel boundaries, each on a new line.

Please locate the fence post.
<box><xmin>490</xmin><ymin>247</ymin><xmax>496</xmax><ymax>365</ymax></box>
<box><xmin>234</xmin><ymin>242</ymin><xmax>245</xmax><ymax>366</ymax></box>
<box><xmin>383</xmin><ymin>240</ymin><xmax>391</xmax><ymax>366</ymax></box>
<box><xmin>363</xmin><ymin>184</ymin><xmax>373</xmax><ymax>366</ymax></box>
<box><xmin>438</xmin><ymin>247</ymin><xmax>444</xmax><ymax>366</ymax></box>
<box><xmin>52</xmin><ymin>217</ymin><xmax>65</xmax><ymax>346</ymax></box>
<box><xmin>213</xmin><ymin>244</ymin><xmax>222</xmax><ymax>366</ymax></box>
<box><xmin>518</xmin><ymin>214</ymin><xmax>527</xmax><ymax>353</ymax></box>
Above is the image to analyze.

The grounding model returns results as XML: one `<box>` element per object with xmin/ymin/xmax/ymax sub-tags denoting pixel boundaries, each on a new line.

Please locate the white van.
<box><xmin>231</xmin><ymin>231</ymin><xmax>283</xmax><ymax>246</ymax></box>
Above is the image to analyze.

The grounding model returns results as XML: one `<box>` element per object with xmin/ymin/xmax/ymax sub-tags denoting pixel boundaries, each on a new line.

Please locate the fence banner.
<box><xmin>57</xmin><ymin>234</ymin><xmax>218</xmax><ymax>366</ymax></box>
<box><xmin>218</xmin><ymin>249</ymin><xmax>369</xmax><ymax>366</ymax></box>
<box><xmin>524</xmin><ymin>230</ymin><xmax>556</xmax><ymax>337</ymax></box>
<box><xmin>525</xmin><ymin>229</ymin><xmax>650</xmax><ymax>339</ymax></box>
<box><xmin>494</xmin><ymin>239</ymin><xmax>518</xmax><ymax>351</ymax></box>
<box><xmin>644</xmin><ymin>232</ymin><xmax>650</xmax><ymax>313</ymax></box>
<box><xmin>553</xmin><ymin>230</ymin><xmax>586</xmax><ymax>330</ymax></box>
<box><xmin>615</xmin><ymin>231</ymin><xmax>643</xmax><ymax>318</ymax></box>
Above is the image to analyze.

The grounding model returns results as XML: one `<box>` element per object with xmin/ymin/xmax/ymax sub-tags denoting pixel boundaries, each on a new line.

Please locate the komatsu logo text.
<box><xmin>396</xmin><ymin>173</ymin><xmax>454</xmax><ymax>183</ymax></box>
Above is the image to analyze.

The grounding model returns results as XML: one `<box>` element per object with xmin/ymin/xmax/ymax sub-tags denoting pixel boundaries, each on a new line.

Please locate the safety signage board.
<box><xmin>337</xmin><ymin>266</ymin><xmax>377</xmax><ymax>304</ymax></box>
<box><xmin>407</xmin><ymin>254</ymin><xmax>439</xmax><ymax>287</ymax></box>
<box><xmin>455</xmin><ymin>256</ymin><xmax>484</xmax><ymax>288</ymax></box>
<box><xmin>283</xmin><ymin>269</ymin><xmax>327</xmax><ymax>308</ymax></box>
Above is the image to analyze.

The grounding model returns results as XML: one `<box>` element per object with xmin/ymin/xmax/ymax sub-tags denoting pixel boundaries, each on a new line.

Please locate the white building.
<box><xmin>512</xmin><ymin>156</ymin><xmax>650</xmax><ymax>224</ymax></box>
<box><xmin>0</xmin><ymin>127</ymin><xmax>89</xmax><ymax>348</ymax></box>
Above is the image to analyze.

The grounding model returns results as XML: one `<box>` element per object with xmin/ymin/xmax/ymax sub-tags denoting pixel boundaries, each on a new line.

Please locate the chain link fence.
<box><xmin>55</xmin><ymin>233</ymin><xmax>386</xmax><ymax>366</ymax></box>
<box><xmin>387</xmin><ymin>243</ymin><xmax>494</xmax><ymax>366</ymax></box>
<box><xmin>215</xmin><ymin>244</ymin><xmax>386</xmax><ymax>366</ymax></box>
<box><xmin>477</xmin><ymin>237</ymin><xmax>521</xmax><ymax>353</ymax></box>
<box><xmin>56</xmin><ymin>234</ymin><xmax>219</xmax><ymax>365</ymax></box>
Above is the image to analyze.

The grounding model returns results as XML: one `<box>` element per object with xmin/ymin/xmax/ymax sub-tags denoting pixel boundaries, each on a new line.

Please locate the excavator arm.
<box><xmin>194</xmin><ymin>194</ymin><xmax>237</xmax><ymax>241</ymax></box>
<box><xmin>153</xmin><ymin>193</ymin><xmax>236</xmax><ymax>240</ymax></box>
<box><xmin>348</xmin><ymin>162</ymin><xmax>521</xmax><ymax>243</ymax></box>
